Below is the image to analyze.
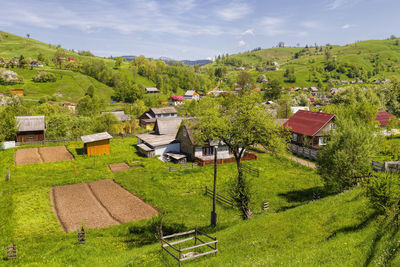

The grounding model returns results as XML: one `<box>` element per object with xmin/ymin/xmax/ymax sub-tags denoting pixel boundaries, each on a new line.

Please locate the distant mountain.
<box><xmin>121</xmin><ymin>55</ymin><xmax>212</xmax><ymax>66</ymax></box>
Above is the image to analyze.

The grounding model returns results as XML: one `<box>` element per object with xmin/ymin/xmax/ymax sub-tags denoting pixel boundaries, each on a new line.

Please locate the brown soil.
<box><xmin>52</xmin><ymin>179</ymin><xmax>158</xmax><ymax>232</ymax></box>
<box><xmin>108</xmin><ymin>163</ymin><xmax>132</xmax><ymax>172</ymax></box>
<box><xmin>15</xmin><ymin>148</ymin><xmax>43</xmax><ymax>165</ymax></box>
<box><xmin>15</xmin><ymin>146</ymin><xmax>73</xmax><ymax>165</ymax></box>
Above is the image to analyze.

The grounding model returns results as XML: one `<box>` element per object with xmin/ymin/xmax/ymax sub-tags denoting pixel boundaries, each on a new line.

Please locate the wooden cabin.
<box><xmin>11</xmin><ymin>89</ymin><xmax>24</xmax><ymax>97</ymax></box>
<box><xmin>15</xmin><ymin>116</ymin><xmax>46</xmax><ymax>142</ymax></box>
<box><xmin>80</xmin><ymin>132</ymin><xmax>112</xmax><ymax>156</ymax></box>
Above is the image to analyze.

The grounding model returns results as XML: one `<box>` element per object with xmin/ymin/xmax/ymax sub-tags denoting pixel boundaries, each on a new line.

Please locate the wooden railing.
<box><xmin>205</xmin><ymin>186</ymin><xmax>234</xmax><ymax>208</ymax></box>
<box><xmin>195</xmin><ymin>152</ymin><xmax>257</xmax><ymax>166</ymax></box>
<box><xmin>372</xmin><ymin>160</ymin><xmax>400</xmax><ymax>172</ymax></box>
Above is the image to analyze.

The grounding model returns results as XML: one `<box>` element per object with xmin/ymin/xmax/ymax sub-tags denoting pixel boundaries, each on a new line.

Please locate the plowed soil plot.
<box><xmin>108</xmin><ymin>162</ymin><xmax>132</xmax><ymax>172</ymax></box>
<box><xmin>52</xmin><ymin>179</ymin><xmax>158</xmax><ymax>232</ymax></box>
<box><xmin>15</xmin><ymin>146</ymin><xmax>73</xmax><ymax>165</ymax></box>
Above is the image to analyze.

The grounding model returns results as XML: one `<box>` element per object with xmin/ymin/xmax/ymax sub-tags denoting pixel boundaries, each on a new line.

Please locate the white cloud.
<box><xmin>216</xmin><ymin>2</ymin><xmax>251</xmax><ymax>21</ymax></box>
<box><xmin>237</xmin><ymin>40</ymin><xmax>246</xmax><ymax>47</ymax></box>
<box><xmin>301</xmin><ymin>21</ymin><xmax>319</xmax><ymax>29</ymax></box>
<box><xmin>261</xmin><ymin>17</ymin><xmax>286</xmax><ymax>36</ymax></box>
<box><xmin>0</xmin><ymin>0</ymin><xmax>227</xmax><ymax>37</ymax></box>
<box><xmin>342</xmin><ymin>24</ymin><xmax>355</xmax><ymax>29</ymax></box>
<box><xmin>242</xmin><ymin>29</ymin><xmax>254</xmax><ymax>36</ymax></box>
<box><xmin>328</xmin><ymin>0</ymin><xmax>361</xmax><ymax>10</ymax></box>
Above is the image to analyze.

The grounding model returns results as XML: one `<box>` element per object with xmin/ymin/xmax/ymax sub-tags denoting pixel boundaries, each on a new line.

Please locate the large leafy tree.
<box><xmin>191</xmin><ymin>92</ymin><xmax>288</xmax><ymax>219</ymax></box>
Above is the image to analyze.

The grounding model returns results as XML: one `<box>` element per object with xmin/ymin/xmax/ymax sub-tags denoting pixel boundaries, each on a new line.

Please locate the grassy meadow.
<box><xmin>0</xmin><ymin>137</ymin><xmax>398</xmax><ymax>266</ymax></box>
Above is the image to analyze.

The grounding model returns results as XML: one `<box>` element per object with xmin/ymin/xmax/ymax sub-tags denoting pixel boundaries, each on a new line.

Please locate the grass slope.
<box><xmin>1</xmin><ymin>138</ymin><xmax>398</xmax><ymax>266</ymax></box>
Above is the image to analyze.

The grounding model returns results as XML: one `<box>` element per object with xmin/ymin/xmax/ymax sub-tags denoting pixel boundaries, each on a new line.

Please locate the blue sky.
<box><xmin>0</xmin><ymin>0</ymin><xmax>399</xmax><ymax>60</ymax></box>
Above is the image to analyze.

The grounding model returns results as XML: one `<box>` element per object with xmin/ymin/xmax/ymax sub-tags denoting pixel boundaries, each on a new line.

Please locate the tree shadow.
<box><xmin>278</xmin><ymin>186</ymin><xmax>331</xmax><ymax>203</ymax></box>
<box><xmin>326</xmin><ymin>211</ymin><xmax>378</xmax><ymax>241</ymax></box>
<box><xmin>276</xmin><ymin>204</ymin><xmax>304</xmax><ymax>213</ymax></box>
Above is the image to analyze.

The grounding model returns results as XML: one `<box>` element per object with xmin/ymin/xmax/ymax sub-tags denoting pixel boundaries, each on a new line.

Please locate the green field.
<box><xmin>0</xmin><ymin>138</ymin><xmax>398</xmax><ymax>266</ymax></box>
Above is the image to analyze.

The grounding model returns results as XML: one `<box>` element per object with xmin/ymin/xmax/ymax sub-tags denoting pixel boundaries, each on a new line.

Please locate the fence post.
<box><xmin>215</xmin><ymin>237</ymin><xmax>218</xmax><ymax>255</ymax></box>
<box><xmin>7</xmin><ymin>169</ymin><xmax>10</xmax><ymax>181</ymax></box>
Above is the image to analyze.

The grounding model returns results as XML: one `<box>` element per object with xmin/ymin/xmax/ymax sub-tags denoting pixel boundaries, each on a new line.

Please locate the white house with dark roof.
<box><xmin>184</xmin><ymin>90</ymin><xmax>200</xmax><ymax>101</ymax></box>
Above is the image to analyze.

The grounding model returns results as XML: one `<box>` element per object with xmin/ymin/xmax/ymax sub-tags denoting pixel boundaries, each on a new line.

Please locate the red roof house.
<box><xmin>284</xmin><ymin>110</ymin><xmax>335</xmax><ymax>148</ymax></box>
<box><xmin>375</xmin><ymin>110</ymin><xmax>395</xmax><ymax>127</ymax></box>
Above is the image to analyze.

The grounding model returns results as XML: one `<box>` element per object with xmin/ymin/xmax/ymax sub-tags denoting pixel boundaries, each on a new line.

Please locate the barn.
<box><xmin>81</xmin><ymin>132</ymin><xmax>112</xmax><ymax>156</ymax></box>
<box><xmin>15</xmin><ymin>116</ymin><xmax>46</xmax><ymax>142</ymax></box>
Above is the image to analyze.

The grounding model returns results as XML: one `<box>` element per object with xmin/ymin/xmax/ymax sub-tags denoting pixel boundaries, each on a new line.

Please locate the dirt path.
<box><xmin>289</xmin><ymin>155</ymin><xmax>316</xmax><ymax>169</ymax></box>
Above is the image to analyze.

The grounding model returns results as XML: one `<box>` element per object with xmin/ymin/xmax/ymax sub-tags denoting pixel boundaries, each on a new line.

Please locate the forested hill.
<box><xmin>211</xmin><ymin>38</ymin><xmax>400</xmax><ymax>88</ymax></box>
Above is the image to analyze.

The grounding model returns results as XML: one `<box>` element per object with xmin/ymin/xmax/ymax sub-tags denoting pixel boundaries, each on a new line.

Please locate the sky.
<box><xmin>0</xmin><ymin>0</ymin><xmax>399</xmax><ymax>60</ymax></box>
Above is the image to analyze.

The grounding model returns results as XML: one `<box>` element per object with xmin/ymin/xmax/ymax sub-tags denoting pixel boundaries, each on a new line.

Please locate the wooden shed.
<box><xmin>80</xmin><ymin>132</ymin><xmax>112</xmax><ymax>156</ymax></box>
<box><xmin>15</xmin><ymin>116</ymin><xmax>46</xmax><ymax>142</ymax></box>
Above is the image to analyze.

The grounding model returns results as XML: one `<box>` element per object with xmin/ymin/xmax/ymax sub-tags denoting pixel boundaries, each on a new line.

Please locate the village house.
<box><xmin>284</xmin><ymin>110</ymin><xmax>335</xmax><ymax>149</ymax></box>
<box><xmin>101</xmin><ymin>110</ymin><xmax>132</xmax><ymax>133</ymax></box>
<box><xmin>11</xmin><ymin>89</ymin><xmax>24</xmax><ymax>97</ymax></box>
<box><xmin>184</xmin><ymin>90</ymin><xmax>200</xmax><ymax>101</ymax></box>
<box><xmin>139</xmin><ymin>107</ymin><xmax>178</xmax><ymax>128</ymax></box>
<box><xmin>169</xmin><ymin>95</ymin><xmax>185</xmax><ymax>106</ymax></box>
<box><xmin>81</xmin><ymin>132</ymin><xmax>112</xmax><ymax>156</ymax></box>
<box><xmin>136</xmin><ymin>117</ymin><xmax>183</xmax><ymax>158</ymax></box>
<box><xmin>145</xmin><ymin>87</ymin><xmax>159</xmax><ymax>94</ymax></box>
<box><xmin>15</xmin><ymin>116</ymin><xmax>46</xmax><ymax>142</ymax></box>
<box><xmin>175</xmin><ymin>125</ymin><xmax>257</xmax><ymax>166</ymax></box>
<box><xmin>62</xmin><ymin>102</ymin><xmax>76</xmax><ymax>113</ymax></box>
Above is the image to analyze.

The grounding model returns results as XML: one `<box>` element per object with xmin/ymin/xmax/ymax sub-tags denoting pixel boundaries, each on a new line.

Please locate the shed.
<box><xmin>15</xmin><ymin>116</ymin><xmax>46</xmax><ymax>142</ymax></box>
<box><xmin>81</xmin><ymin>132</ymin><xmax>112</xmax><ymax>156</ymax></box>
<box><xmin>145</xmin><ymin>87</ymin><xmax>159</xmax><ymax>94</ymax></box>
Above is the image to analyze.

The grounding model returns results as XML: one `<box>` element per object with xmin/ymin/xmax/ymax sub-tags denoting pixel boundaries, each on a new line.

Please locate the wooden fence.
<box><xmin>289</xmin><ymin>144</ymin><xmax>318</xmax><ymax>160</ymax></box>
<box><xmin>205</xmin><ymin>186</ymin><xmax>234</xmax><ymax>208</ymax></box>
<box><xmin>242</xmin><ymin>164</ymin><xmax>260</xmax><ymax>177</ymax></box>
<box><xmin>195</xmin><ymin>153</ymin><xmax>258</xmax><ymax>166</ymax></box>
<box><xmin>372</xmin><ymin>160</ymin><xmax>400</xmax><ymax>172</ymax></box>
<box><xmin>7</xmin><ymin>244</ymin><xmax>17</xmax><ymax>260</ymax></box>
<box><xmin>165</xmin><ymin>163</ymin><xmax>197</xmax><ymax>172</ymax></box>
<box><xmin>161</xmin><ymin>228</ymin><xmax>218</xmax><ymax>266</ymax></box>
<box><xmin>262</xmin><ymin>201</ymin><xmax>269</xmax><ymax>210</ymax></box>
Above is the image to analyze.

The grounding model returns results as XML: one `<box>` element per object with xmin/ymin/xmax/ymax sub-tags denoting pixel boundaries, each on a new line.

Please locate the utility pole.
<box><xmin>211</xmin><ymin>142</ymin><xmax>218</xmax><ymax>227</ymax></box>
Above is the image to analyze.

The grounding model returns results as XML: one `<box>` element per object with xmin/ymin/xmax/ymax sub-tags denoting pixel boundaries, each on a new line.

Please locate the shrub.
<box><xmin>365</xmin><ymin>172</ymin><xmax>400</xmax><ymax>214</ymax></box>
<box><xmin>32</xmin><ymin>71</ymin><xmax>57</xmax><ymax>82</ymax></box>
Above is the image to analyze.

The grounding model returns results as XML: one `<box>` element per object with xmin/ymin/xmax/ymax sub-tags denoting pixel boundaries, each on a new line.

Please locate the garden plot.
<box><xmin>51</xmin><ymin>179</ymin><xmax>158</xmax><ymax>232</ymax></box>
<box><xmin>15</xmin><ymin>146</ymin><xmax>74</xmax><ymax>165</ymax></box>
<box><xmin>108</xmin><ymin>162</ymin><xmax>132</xmax><ymax>172</ymax></box>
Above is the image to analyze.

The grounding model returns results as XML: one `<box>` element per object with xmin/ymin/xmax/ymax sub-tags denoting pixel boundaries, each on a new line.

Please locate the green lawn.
<box><xmin>0</xmin><ymin>137</ymin><xmax>398</xmax><ymax>266</ymax></box>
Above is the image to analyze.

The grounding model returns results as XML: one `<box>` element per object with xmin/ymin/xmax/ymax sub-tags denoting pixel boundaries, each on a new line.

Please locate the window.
<box><xmin>202</xmin><ymin>147</ymin><xmax>214</xmax><ymax>156</ymax></box>
<box><xmin>293</xmin><ymin>133</ymin><xmax>298</xmax><ymax>142</ymax></box>
<box><xmin>319</xmin><ymin>137</ymin><xmax>327</xmax><ymax>146</ymax></box>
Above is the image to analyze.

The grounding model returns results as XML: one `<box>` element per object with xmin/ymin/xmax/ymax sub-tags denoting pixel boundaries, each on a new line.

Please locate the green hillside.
<box><xmin>0</xmin><ymin>31</ymin><xmax>156</xmax><ymax>103</ymax></box>
<box><xmin>213</xmin><ymin>38</ymin><xmax>400</xmax><ymax>88</ymax></box>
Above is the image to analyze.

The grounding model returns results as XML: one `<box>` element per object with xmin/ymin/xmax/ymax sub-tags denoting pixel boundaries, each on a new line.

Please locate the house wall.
<box><xmin>86</xmin><ymin>139</ymin><xmax>110</xmax><ymax>156</ymax></box>
<box><xmin>154</xmin><ymin>143</ymin><xmax>180</xmax><ymax>157</ymax></box>
<box><xmin>16</xmin><ymin>131</ymin><xmax>45</xmax><ymax>142</ymax></box>
<box><xmin>176</xmin><ymin>127</ymin><xmax>195</xmax><ymax>160</ymax></box>
<box><xmin>194</xmin><ymin>145</ymin><xmax>233</xmax><ymax>161</ymax></box>
<box><xmin>315</xmin><ymin>121</ymin><xmax>334</xmax><ymax>137</ymax></box>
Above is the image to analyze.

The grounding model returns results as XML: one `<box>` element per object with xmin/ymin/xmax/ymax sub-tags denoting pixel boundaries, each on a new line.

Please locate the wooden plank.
<box><xmin>196</xmin><ymin>237</ymin><xmax>216</xmax><ymax>250</ymax></box>
<box><xmin>161</xmin><ymin>239</ymin><xmax>180</xmax><ymax>252</ymax></box>
<box><xmin>161</xmin><ymin>246</ymin><xmax>179</xmax><ymax>261</ymax></box>
<box><xmin>180</xmin><ymin>250</ymin><xmax>218</xmax><ymax>261</ymax></box>
<box><xmin>196</xmin><ymin>230</ymin><xmax>216</xmax><ymax>240</ymax></box>
<box><xmin>165</xmin><ymin>237</ymin><xmax>194</xmax><ymax>246</ymax></box>
<box><xmin>180</xmin><ymin>240</ymin><xmax>218</xmax><ymax>251</ymax></box>
<box><xmin>163</xmin><ymin>230</ymin><xmax>196</xmax><ymax>239</ymax></box>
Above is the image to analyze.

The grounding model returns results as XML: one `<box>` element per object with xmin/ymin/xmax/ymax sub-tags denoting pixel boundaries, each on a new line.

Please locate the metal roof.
<box><xmin>283</xmin><ymin>110</ymin><xmax>335</xmax><ymax>136</ymax></box>
<box><xmin>376</xmin><ymin>110</ymin><xmax>395</xmax><ymax>126</ymax></box>
<box><xmin>136</xmin><ymin>133</ymin><xmax>176</xmax><ymax>147</ymax></box>
<box><xmin>154</xmin><ymin>117</ymin><xmax>183</xmax><ymax>135</ymax></box>
<box><xmin>150</xmin><ymin>107</ymin><xmax>177</xmax><ymax>115</ymax></box>
<box><xmin>184</xmin><ymin>90</ymin><xmax>197</xmax><ymax>96</ymax></box>
<box><xmin>145</xmin><ymin>87</ymin><xmax>159</xmax><ymax>92</ymax></box>
<box><xmin>137</xmin><ymin>143</ymin><xmax>154</xmax><ymax>152</ymax></box>
<box><xmin>15</xmin><ymin>116</ymin><xmax>45</xmax><ymax>132</ymax></box>
<box><xmin>81</xmin><ymin>132</ymin><xmax>112</xmax><ymax>143</ymax></box>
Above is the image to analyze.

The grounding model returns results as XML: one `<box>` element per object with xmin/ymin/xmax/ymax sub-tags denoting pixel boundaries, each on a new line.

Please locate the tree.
<box><xmin>191</xmin><ymin>93</ymin><xmax>288</xmax><ymax>219</ymax></box>
<box><xmin>53</xmin><ymin>48</ymin><xmax>66</xmax><ymax>69</ymax></box>
<box><xmin>0</xmin><ymin>107</ymin><xmax>17</xmax><ymax>141</ymax></box>
<box><xmin>93</xmin><ymin>113</ymin><xmax>119</xmax><ymax>134</ymax></box>
<box><xmin>86</xmin><ymin>85</ymin><xmax>95</xmax><ymax>98</ymax></box>
<box><xmin>264</xmin><ymin>79</ymin><xmax>281</xmax><ymax>100</ymax></box>
<box><xmin>365</xmin><ymin>172</ymin><xmax>400</xmax><ymax>214</ymax></box>
<box><xmin>237</xmin><ymin>71</ymin><xmax>254</xmax><ymax>90</ymax></box>
<box><xmin>114</xmin><ymin>57</ymin><xmax>123</xmax><ymax>69</ymax></box>
<box><xmin>77</xmin><ymin>96</ymin><xmax>104</xmax><ymax>116</ymax></box>
<box><xmin>317</xmin><ymin>118</ymin><xmax>380</xmax><ymax>192</ymax></box>
<box><xmin>276</xmin><ymin>95</ymin><xmax>293</xmax><ymax>118</ymax></box>
<box><xmin>26</xmin><ymin>33</ymin><xmax>30</xmax><ymax>38</ymax></box>
<box><xmin>46</xmin><ymin>114</ymin><xmax>72</xmax><ymax>139</ymax></box>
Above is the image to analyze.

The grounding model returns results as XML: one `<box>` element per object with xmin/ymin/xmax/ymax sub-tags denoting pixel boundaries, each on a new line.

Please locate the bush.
<box><xmin>365</xmin><ymin>173</ymin><xmax>400</xmax><ymax>214</ymax></box>
<box><xmin>0</xmin><ymin>68</ymin><xmax>23</xmax><ymax>84</ymax></box>
<box><xmin>32</xmin><ymin>71</ymin><xmax>57</xmax><ymax>82</ymax></box>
